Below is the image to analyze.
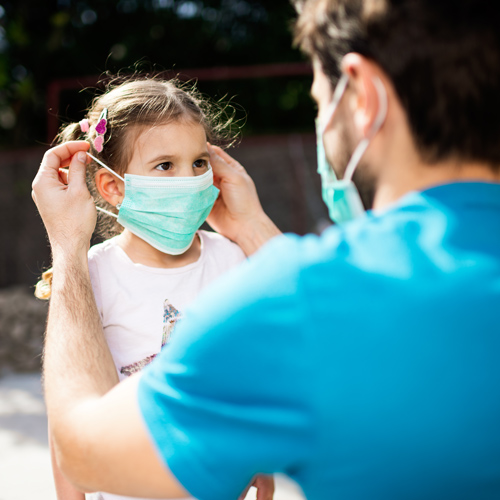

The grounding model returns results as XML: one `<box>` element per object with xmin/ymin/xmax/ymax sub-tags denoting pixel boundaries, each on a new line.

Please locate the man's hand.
<box><xmin>238</xmin><ymin>474</ymin><xmax>275</xmax><ymax>500</ymax></box>
<box><xmin>32</xmin><ymin>141</ymin><xmax>95</xmax><ymax>256</ymax></box>
<box><xmin>207</xmin><ymin>144</ymin><xmax>264</xmax><ymax>240</ymax></box>
<box><xmin>207</xmin><ymin>144</ymin><xmax>281</xmax><ymax>256</ymax></box>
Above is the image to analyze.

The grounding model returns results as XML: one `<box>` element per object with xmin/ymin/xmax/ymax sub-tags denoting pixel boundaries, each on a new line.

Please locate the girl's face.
<box><xmin>126</xmin><ymin>119</ymin><xmax>209</xmax><ymax>178</ymax></box>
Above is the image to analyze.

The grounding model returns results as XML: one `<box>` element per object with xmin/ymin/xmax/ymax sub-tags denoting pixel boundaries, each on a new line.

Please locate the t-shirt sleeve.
<box><xmin>202</xmin><ymin>230</ymin><xmax>247</xmax><ymax>268</ymax></box>
<box><xmin>137</xmin><ymin>234</ymin><xmax>315</xmax><ymax>500</ymax></box>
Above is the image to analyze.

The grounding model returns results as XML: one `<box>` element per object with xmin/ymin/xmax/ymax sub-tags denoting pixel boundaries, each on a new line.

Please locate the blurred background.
<box><xmin>0</xmin><ymin>2</ymin><xmax>318</xmax><ymax>497</ymax></box>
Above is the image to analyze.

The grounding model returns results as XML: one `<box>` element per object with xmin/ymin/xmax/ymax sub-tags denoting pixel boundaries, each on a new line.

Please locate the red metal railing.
<box><xmin>46</xmin><ymin>62</ymin><xmax>312</xmax><ymax>142</ymax></box>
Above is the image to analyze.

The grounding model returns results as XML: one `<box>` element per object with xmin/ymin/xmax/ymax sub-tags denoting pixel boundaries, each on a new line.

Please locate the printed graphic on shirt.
<box><xmin>120</xmin><ymin>300</ymin><xmax>181</xmax><ymax>377</ymax></box>
<box><xmin>163</xmin><ymin>299</ymin><xmax>181</xmax><ymax>344</ymax></box>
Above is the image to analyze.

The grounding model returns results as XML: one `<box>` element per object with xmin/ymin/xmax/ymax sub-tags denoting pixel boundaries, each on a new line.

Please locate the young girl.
<box><xmin>36</xmin><ymin>77</ymin><xmax>262</xmax><ymax>500</ymax></box>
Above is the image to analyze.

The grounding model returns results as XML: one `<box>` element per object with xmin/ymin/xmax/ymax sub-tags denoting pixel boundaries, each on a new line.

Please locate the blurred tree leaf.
<box><xmin>0</xmin><ymin>0</ymin><xmax>313</xmax><ymax>149</ymax></box>
<box><xmin>7</xmin><ymin>18</ymin><xmax>29</xmax><ymax>47</ymax></box>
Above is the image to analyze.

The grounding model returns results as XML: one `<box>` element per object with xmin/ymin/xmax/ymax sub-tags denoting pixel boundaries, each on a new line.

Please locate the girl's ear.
<box><xmin>95</xmin><ymin>169</ymin><xmax>125</xmax><ymax>207</ymax></box>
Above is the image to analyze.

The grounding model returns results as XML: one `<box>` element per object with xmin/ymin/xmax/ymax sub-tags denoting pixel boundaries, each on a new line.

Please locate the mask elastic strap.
<box><xmin>96</xmin><ymin>206</ymin><xmax>118</xmax><ymax>219</ymax></box>
<box><xmin>86</xmin><ymin>152</ymin><xmax>125</xmax><ymax>182</ymax></box>
<box><xmin>320</xmin><ymin>74</ymin><xmax>349</xmax><ymax>135</ymax></box>
<box><xmin>86</xmin><ymin>152</ymin><xmax>123</xmax><ymax>218</ymax></box>
<box><xmin>344</xmin><ymin>76</ymin><xmax>388</xmax><ymax>182</ymax></box>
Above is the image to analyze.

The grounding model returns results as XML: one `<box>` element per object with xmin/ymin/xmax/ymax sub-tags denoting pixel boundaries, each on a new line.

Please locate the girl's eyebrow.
<box><xmin>147</xmin><ymin>153</ymin><xmax>175</xmax><ymax>164</ymax></box>
<box><xmin>147</xmin><ymin>151</ymin><xmax>210</xmax><ymax>164</ymax></box>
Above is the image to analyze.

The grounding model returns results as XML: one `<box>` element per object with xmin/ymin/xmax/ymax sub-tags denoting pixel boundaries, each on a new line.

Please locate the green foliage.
<box><xmin>0</xmin><ymin>0</ymin><xmax>315</xmax><ymax>149</ymax></box>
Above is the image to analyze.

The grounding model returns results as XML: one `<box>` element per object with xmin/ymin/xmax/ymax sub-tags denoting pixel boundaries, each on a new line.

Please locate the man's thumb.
<box><xmin>68</xmin><ymin>151</ymin><xmax>89</xmax><ymax>188</ymax></box>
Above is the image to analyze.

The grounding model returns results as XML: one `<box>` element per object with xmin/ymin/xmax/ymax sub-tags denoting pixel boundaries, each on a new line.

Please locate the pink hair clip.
<box><xmin>93</xmin><ymin>108</ymin><xmax>108</xmax><ymax>153</ymax></box>
<box><xmin>79</xmin><ymin>119</ymin><xmax>90</xmax><ymax>133</ymax></box>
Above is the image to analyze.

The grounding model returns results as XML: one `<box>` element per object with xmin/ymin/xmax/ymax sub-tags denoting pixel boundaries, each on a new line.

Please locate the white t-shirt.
<box><xmin>85</xmin><ymin>230</ymin><xmax>246</xmax><ymax>500</ymax></box>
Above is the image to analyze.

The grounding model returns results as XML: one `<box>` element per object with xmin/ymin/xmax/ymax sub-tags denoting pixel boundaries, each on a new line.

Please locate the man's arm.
<box><xmin>33</xmin><ymin>142</ymin><xmax>188</xmax><ymax>497</ymax></box>
<box><xmin>50</xmin><ymin>428</ymin><xmax>86</xmax><ymax>500</ymax></box>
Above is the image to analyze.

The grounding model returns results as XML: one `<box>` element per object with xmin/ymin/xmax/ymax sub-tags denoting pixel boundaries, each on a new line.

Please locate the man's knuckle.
<box><xmin>42</xmin><ymin>150</ymin><xmax>54</xmax><ymax>162</ymax></box>
<box><xmin>31</xmin><ymin>175</ymin><xmax>42</xmax><ymax>190</ymax></box>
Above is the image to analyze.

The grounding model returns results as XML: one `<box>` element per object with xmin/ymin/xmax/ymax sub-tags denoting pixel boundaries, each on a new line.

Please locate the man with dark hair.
<box><xmin>32</xmin><ymin>1</ymin><xmax>500</xmax><ymax>499</ymax></box>
<box><xmin>295</xmin><ymin>0</ymin><xmax>500</xmax><ymax>164</ymax></box>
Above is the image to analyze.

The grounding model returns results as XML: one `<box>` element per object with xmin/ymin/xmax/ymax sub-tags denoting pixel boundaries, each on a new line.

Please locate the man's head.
<box><xmin>295</xmin><ymin>0</ymin><xmax>500</xmax><ymax>206</ymax></box>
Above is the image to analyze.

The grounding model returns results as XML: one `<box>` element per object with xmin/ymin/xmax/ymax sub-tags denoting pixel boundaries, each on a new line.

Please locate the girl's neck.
<box><xmin>115</xmin><ymin>229</ymin><xmax>201</xmax><ymax>268</ymax></box>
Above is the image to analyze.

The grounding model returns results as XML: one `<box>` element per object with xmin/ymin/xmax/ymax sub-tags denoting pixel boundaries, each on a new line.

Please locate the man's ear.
<box><xmin>95</xmin><ymin>169</ymin><xmax>124</xmax><ymax>207</ymax></box>
<box><xmin>341</xmin><ymin>53</ymin><xmax>389</xmax><ymax>138</ymax></box>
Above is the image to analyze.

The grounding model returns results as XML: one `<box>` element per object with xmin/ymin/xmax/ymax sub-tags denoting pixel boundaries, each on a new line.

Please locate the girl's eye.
<box><xmin>155</xmin><ymin>162</ymin><xmax>172</xmax><ymax>171</ymax></box>
<box><xmin>193</xmin><ymin>159</ymin><xmax>208</xmax><ymax>169</ymax></box>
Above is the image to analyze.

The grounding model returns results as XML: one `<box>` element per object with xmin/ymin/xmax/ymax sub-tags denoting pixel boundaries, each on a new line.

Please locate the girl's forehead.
<box><xmin>127</xmin><ymin>119</ymin><xmax>208</xmax><ymax>166</ymax></box>
<box><xmin>134</xmin><ymin>119</ymin><xmax>207</xmax><ymax>146</ymax></box>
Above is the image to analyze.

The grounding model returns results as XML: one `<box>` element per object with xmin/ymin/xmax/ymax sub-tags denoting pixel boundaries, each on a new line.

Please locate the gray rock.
<box><xmin>0</xmin><ymin>286</ymin><xmax>48</xmax><ymax>372</ymax></box>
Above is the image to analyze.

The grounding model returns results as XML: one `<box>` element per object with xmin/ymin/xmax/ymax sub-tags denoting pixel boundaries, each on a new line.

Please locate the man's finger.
<box><xmin>59</xmin><ymin>168</ymin><xmax>69</xmax><ymax>185</ymax></box>
<box><xmin>40</xmin><ymin>141</ymin><xmax>90</xmax><ymax>178</ymax></box>
<box><xmin>208</xmin><ymin>144</ymin><xmax>237</xmax><ymax>166</ymax></box>
<box><xmin>208</xmin><ymin>144</ymin><xmax>233</xmax><ymax>176</ymax></box>
<box><xmin>255</xmin><ymin>476</ymin><xmax>275</xmax><ymax>500</ymax></box>
<box><xmin>67</xmin><ymin>150</ymin><xmax>89</xmax><ymax>190</ymax></box>
<box><xmin>208</xmin><ymin>144</ymin><xmax>246</xmax><ymax>175</ymax></box>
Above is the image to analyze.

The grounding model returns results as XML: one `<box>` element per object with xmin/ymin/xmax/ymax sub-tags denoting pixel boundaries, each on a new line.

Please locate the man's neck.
<box><xmin>373</xmin><ymin>153</ymin><xmax>500</xmax><ymax>211</ymax></box>
<box><xmin>364</xmin><ymin>97</ymin><xmax>500</xmax><ymax>211</ymax></box>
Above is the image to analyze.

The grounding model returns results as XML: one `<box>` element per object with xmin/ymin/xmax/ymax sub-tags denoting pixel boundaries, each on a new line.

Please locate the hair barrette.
<box><xmin>79</xmin><ymin>118</ymin><xmax>90</xmax><ymax>133</ymax></box>
<box><xmin>93</xmin><ymin>108</ymin><xmax>108</xmax><ymax>153</ymax></box>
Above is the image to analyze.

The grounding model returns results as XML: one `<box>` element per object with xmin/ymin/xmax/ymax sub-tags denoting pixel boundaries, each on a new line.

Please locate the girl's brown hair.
<box><xmin>35</xmin><ymin>75</ymin><xmax>239</xmax><ymax>300</ymax></box>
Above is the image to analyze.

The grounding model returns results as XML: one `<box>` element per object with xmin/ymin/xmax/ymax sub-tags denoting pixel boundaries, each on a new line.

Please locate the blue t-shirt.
<box><xmin>138</xmin><ymin>182</ymin><xmax>500</xmax><ymax>500</ymax></box>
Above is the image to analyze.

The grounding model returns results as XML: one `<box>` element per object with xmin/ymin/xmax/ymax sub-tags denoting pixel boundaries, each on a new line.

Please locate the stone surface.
<box><xmin>0</xmin><ymin>286</ymin><xmax>48</xmax><ymax>373</ymax></box>
<box><xmin>0</xmin><ymin>372</ymin><xmax>55</xmax><ymax>500</ymax></box>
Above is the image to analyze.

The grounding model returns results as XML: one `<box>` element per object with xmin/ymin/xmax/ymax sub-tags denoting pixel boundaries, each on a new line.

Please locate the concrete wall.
<box><xmin>231</xmin><ymin>134</ymin><xmax>329</xmax><ymax>236</ymax></box>
<box><xmin>0</xmin><ymin>147</ymin><xmax>51</xmax><ymax>290</ymax></box>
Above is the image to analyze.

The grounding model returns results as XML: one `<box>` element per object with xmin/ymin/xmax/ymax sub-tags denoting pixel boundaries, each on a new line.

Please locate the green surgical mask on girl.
<box><xmin>88</xmin><ymin>153</ymin><xmax>219</xmax><ymax>255</ymax></box>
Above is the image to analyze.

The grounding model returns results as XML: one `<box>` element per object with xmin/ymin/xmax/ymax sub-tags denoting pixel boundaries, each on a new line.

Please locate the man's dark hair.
<box><xmin>294</xmin><ymin>0</ymin><xmax>500</xmax><ymax>167</ymax></box>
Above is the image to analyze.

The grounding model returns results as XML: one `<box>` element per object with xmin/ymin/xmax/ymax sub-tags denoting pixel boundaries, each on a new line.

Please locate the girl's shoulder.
<box><xmin>87</xmin><ymin>236</ymin><xmax>121</xmax><ymax>264</ymax></box>
<box><xmin>199</xmin><ymin>230</ymin><xmax>246</xmax><ymax>264</ymax></box>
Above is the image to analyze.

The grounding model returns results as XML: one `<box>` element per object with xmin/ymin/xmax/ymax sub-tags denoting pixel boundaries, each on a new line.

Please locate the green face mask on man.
<box><xmin>315</xmin><ymin>73</ymin><xmax>388</xmax><ymax>224</ymax></box>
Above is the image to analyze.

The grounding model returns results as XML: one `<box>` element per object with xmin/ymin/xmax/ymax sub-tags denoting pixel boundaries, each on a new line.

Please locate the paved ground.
<box><xmin>0</xmin><ymin>372</ymin><xmax>55</xmax><ymax>500</ymax></box>
<box><xmin>0</xmin><ymin>372</ymin><xmax>305</xmax><ymax>500</ymax></box>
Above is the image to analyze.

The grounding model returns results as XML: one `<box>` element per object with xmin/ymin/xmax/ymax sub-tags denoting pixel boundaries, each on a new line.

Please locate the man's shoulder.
<box><xmin>246</xmin><ymin>198</ymin><xmax>440</xmax><ymax>294</ymax></box>
<box><xmin>183</xmin><ymin>228</ymin><xmax>344</xmax><ymax>327</ymax></box>
<box><xmin>254</xmin><ymin>214</ymin><xmax>399</xmax><ymax>278</ymax></box>
<box><xmin>179</xmin><ymin>193</ymin><xmax>463</xmax><ymax>339</ymax></box>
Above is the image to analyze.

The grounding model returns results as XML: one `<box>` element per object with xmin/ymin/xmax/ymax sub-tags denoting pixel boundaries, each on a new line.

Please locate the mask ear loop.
<box><xmin>343</xmin><ymin>76</ymin><xmax>388</xmax><ymax>182</ymax></box>
<box><xmin>86</xmin><ymin>152</ymin><xmax>124</xmax><ymax>219</ymax></box>
<box><xmin>317</xmin><ymin>74</ymin><xmax>349</xmax><ymax>184</ymax></box>
<box><xmin>319</xmin><ymin>74</ymin><xmax>349</xmax><ymax>135</ymax></box>
<box><xmin>86</xmin><ymin>152</ymin><xmax>124</xmax><ymax>181</ymax></box>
